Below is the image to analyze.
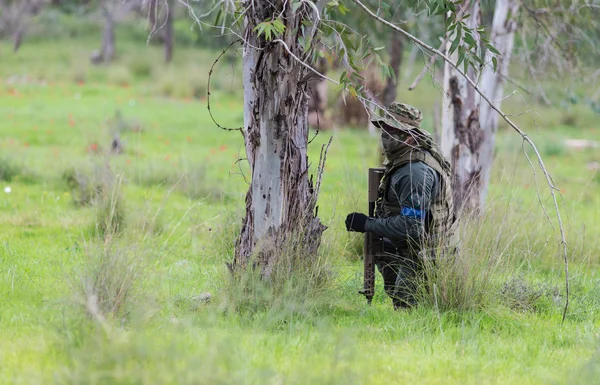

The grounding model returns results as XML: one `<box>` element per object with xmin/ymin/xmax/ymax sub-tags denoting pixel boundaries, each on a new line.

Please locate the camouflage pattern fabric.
<box><xmin>372</xmin><ymin>102</ymin><xmax>423</xmax><ymax>130</ymax></box>
<box><xmin>366</xmin><ymin>102</ymin><xmax>459</xmax><ymax>308</ymax></box>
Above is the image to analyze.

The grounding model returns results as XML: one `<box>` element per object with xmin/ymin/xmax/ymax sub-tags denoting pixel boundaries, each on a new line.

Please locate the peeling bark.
<box><xmin>442</xmin><ymin>0</ymin><xmax>520</xmax><ymax>213</ymax></box>
<box><xmin>234</xmin><ymin>2</ymin><xmax>327</xmax><ymax>278</ymax></box>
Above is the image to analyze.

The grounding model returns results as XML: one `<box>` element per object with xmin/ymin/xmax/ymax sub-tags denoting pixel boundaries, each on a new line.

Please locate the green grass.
<box><xmin>1</xmin><ymin>35</ymin><xmax>600</xmax><ymax>385</ymax></box>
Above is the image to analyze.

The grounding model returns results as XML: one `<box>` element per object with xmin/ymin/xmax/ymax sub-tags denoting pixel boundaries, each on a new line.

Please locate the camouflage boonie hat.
<box><xmin>372</xmin><ymin>102</ymin><xmax>423</xmax><ymax>131</ymax></box>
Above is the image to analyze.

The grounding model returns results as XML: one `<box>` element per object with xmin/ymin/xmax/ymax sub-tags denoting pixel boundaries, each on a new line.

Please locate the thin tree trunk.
<box><xmin>13</xmin><ymin>28</ymin><xmax>24</xmax><ymax>52</ymax></box>
<box><xmin>164</xmin><ymin>0</ymin><xmax>173</xmax><ymax>63</ymax></box>
<box><xmin>101</xmin><ymin>4</ymin><xmax>115</xmax><ymax>62</ymax></box>
<box><xmin>442</xmin><ymin>0</ymin><xmax>520</xmax><ymax>213</ymax></box>
<box><xmin>7</xmin><ymin>0</ymin><xmax>35</xmax><ymax>52</ymax></box>
<box><xmin>382</xmin><ymin>31</ymin><xmax>404</xmax><ymax>107</ymax></box>
<box><xmin>441</xmin><ymin>0</ymin><xmax>483</xmax><ymax>213</ymax></box>
<box><xmin>478</xmin><ymin>0</ymin><xmax>520</xmax><ymax>206</ymax></box>
<box><xmin>234</xmin><ymin>2</ymin><xmax>327</xmax><ymax>277</ymax></box>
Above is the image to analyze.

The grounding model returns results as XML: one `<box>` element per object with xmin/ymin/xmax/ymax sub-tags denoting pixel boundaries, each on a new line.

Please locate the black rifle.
<box><xmin>359</xmin><ymin>167</ymin><xmax>385</xmax><ymax>304</ymax></box>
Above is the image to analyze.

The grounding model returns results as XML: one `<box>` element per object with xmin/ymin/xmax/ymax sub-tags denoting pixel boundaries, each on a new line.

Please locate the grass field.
<box><xmin>1</xmin><ymin>34</ymin><xmax>600</xmax><ymax>385</ymax></box>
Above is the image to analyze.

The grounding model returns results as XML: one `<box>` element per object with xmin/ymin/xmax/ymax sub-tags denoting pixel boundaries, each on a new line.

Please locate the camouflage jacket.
<box><xmin>364</xmin><ymin>159</ymin><xmax>441</xmax><ymax>253</ymax></box>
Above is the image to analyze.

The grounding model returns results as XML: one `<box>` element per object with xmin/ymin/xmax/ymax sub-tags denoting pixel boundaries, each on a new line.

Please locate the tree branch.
<box><xmin>351</xmin><ymin>0</ymin><xmax>569</xmax><ymax>322</ymax></box>
<box><xmin>408</xmin><ymin>40</ymin><xmax>444</xmax><ymax>91</ymax></box>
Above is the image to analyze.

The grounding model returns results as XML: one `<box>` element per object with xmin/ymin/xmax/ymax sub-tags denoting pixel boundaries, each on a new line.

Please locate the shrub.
<box><xmin>417</xmin><ymin>209</ymin><xmax>514</xmax><ymax>312</ymax></box>
<box><xmin>128</xmin><ymin>57</ymin><xmax>153</xmax><ymax>79</ymax></box>
<box><xmin>0</xmin><ymin>156</ymin><xmax>22</xmax><ymax>182</ymax></box>
<box><xmin>221</xmin><ymin>217</ymin><xmax>334</xmax><ymax>324</ymax></box>
<box><xmin>80</xmin><ymin>242</ymin><xmax>142</xmax><ymax>322</ymax></box>
<box><xmin>542</xmin><ymin>141</ymin><xmax>565</xmax><ymax>157</ymax></box>
<box><xmin>499</xmin><ymin>275</ymin><xmax>549</xmax><ymax>312</ymax></box>
<box><xmin>106</xmin><ymin>65</ymin><xmax>133</xmax><ymax>87</ymax></box>
<box><xmin>63</xmin><ymin>167</ymin><xmax>100</xmax><ymax>206</ymax></box>
<box><xmin>93</xmin><ymin>173</ymin><xmax>126</xmax><ymax>239</ymax></box>
<box><xmin>560</xmin><ymin>113</ymin><xmax>577</xmax><ymax>127</ymax></box>
<box><xmin>0</xmin><ymin>156</ymin><xmax>37</xmax><ymax>183</ymax></box>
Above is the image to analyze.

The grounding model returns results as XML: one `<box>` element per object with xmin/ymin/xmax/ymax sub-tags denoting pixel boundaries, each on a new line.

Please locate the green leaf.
<box><xmin>348</xmin><ymin>85</ymin><xmax>358</xmax><ymax>98</ymax></box>
<box><xmin>341</xmin><ymin>33</ymin><xmax>355</xmax><ymax>52</ymax></box>
<box><xmin>472</xmin><ymin>53</ymin><xmax>484</xmax><ymax>66</ymax></box>
<box><xmin>487</xmin><ymin>44</ymin><xmax>501</xmax><ymax>55</ymax></box>
<box><xmin>338</xmin><ymin>4</ymin><xmax>350</xmax><ymax>14</ymax></box>
<box><xmin>463</xmin><ymin>32</ymin><xmax>477</xmax><ymax>47</ymax></box>
<box><xmin>492</xmin><ymin>56</ymin><xmax>498</xmax><ymax>72</ymax></box>
<box><xmin>457</xmin><ymin>46</ymin><xmax>466</xmax><ymax>68</ymax></box>
<box><xmin>214</xmin><ymin>9</ymin><xmax>223</xmax><ymax>26</ymax></box>
<box><xmin>449</xmin><ymin>36</ymin><xmax>460</xmax><ymax>55</ymax></box>
<box><xmin>272</xmin><ymin>18</ymin><xmax>286</xmax><ymax>34</ymax></box>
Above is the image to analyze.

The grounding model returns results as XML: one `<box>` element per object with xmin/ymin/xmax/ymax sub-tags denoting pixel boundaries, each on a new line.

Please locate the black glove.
<box><xmin>345</xmin><ymin>212</ymin><xmax>369</xmax><ymax>233</ymax></box>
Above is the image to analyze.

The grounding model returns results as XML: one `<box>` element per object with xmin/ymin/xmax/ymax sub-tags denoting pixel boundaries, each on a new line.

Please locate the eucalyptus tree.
<box><xmin>441</xmin><ymin>0</ymin><xmax>521</xmax><ymax>213</ymax></box>
<box><xmin>176</xmin><ymin>0</ymin><xmax>491</xmax><ymax>278</ymax></box>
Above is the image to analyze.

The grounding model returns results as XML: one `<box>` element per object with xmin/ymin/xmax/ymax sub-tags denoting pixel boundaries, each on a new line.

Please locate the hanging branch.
<box><xmin>207</xmin><ymin>39</ymin><xmax>243</xmax><ymax>132</ymax></box>
<box><xmin>408</xmin><ymin>40</ymin><xmax>445</xmax><ymax>91</ymax></box>
<box><xmin>351</xmin><ymin>0</ymin><xmax>570</xmax><ymax>323</ymax></box>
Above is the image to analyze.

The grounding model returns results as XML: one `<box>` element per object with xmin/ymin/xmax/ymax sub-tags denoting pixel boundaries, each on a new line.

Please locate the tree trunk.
<box><xmin>382</xmin><ymin>31</ymin><xmax>404</xmax><ymax>107</ymax></box>
<box><xmin>13</xmin><ymin>27</ymin><xmax>24</xmax><ymax>52</ymax></box>
<box><xmin>441</xmin><ymin>0</ymin><xmax>483</xmax><ymax>213</ymax></box>
<box><xmin>164</xmin><ymin>0</ymin><xmax>173</xmax><ymax>63</ymax></box>
<box><xmin>233</xmin><ymin>2</ymin><xmax>327</xmax><ymax>278</ymax></box>
<box><xmin>477</xmin><ymin>0</ymin><xmax>520</xmax><ymax>206</ymax></box>
<box><xmin>100</xmin><ymin>4</ymin><xmax>115</xmax><ymax>62</ymax></box>
<box><xmin>441</xmin><ymin>0</ymin><xmax>519</xmax><ymax>213</ymax></box>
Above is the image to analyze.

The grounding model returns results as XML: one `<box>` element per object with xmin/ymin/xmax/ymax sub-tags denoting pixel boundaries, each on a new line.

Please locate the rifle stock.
<box><xmin>359</xmin><ymin>167</ymin><xmax>385</xmax><ymax>304</ymax></box>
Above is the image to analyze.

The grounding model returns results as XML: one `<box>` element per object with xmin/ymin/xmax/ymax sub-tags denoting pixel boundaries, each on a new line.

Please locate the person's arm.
<box><xmin>364</xmin><ymin>162</ymin><xmax>439</xmax><ymax>243</ymax></box>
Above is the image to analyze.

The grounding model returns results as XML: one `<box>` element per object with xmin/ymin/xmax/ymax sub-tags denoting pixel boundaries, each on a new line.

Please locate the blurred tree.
<box><xmin>440</xmin><ymin>0</ymin><xmax>520</xmax><ymax>213</ymax></box>
<box><xmin>144</xmin><ymin>0</ymin><xmax>174</xmax><ymax>63</ymax></box>
<box><xmin>90</xmin><ymin>0</ymin><xmax>138</xmax><ymax>64</ymax></box>
<box><xmin>163</xmin><ymin>0</ymin><xmax>173</xmax><ymax>63</ymax></box>
<box><xmin>0</xmin><ymin>0</ymin><xmax>47</xmax><ymax>52</ymax></box>
<box><xmin>441</xmin><ymin>0</ymin><xmax>599</xmax><ymax>213</ymax></box>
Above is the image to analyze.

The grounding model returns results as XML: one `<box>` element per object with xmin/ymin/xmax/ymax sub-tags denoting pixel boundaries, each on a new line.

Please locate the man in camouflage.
<box><xmin>345</xmin><ymin>102</ymin><xmax>458</xmax><ymax>310</ymax></box>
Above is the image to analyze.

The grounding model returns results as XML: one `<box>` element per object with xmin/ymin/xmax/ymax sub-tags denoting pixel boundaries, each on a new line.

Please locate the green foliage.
<box><xmin>0</xmin><ymin>156</ymin><xmax>23</xmax><ymax>182</ymax></box>
<box><xmin>253</xmin><ymin>18</ymin><xmax>286</xmax><ymax>41</ymax></box>
<box><xmin>541</xmin><ymin>142</ymin><xmax>565</xmax><ymax>158</ymax></box>
<box><xmin>0</xmin><ymin>156</ymin><xmax>37</xmax><ymax>183</ymax></box>
<box><xmin>499</xmin><ymin>275</ymin><xmax>554</xmax><ymax>312</ymax></box>
<box><xmin>93</xmin><ymin>173</ymin><xmax>126</xmax><ymax>238</ymax></box>
<box><xmin>62</xmin><ymin>166</ymin><xmax>103</xmax><ymax>206</ymax></box>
